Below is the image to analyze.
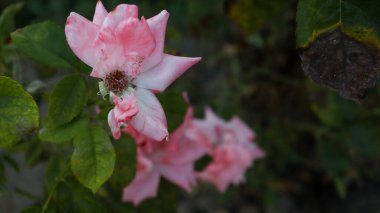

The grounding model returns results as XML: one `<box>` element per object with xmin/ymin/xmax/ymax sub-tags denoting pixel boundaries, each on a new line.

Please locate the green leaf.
<box><xmin>25</xmin><ymin>138</ymin><xmax>43</xmax><ymax>166</ymax></box>
<box><xmin>0</xmin><ymin>3</ymin><xmax>23</xmax><ymax>43</ymax></box>
<box><xmin>311</xmin><ymin>93</ymin><xmax>358</xmax><ymax>127</ymax></box>
<box><xmin>297</xmin><ymin>0</ymin><xmax>380</xmax><ymax>102</ymax></box>
<box><xmin>47</xmin><ymin>74</ymin><xmax>87</xmax><ymax>128</ymax></box>
<box><xmin>157</xmin><ymin>91</ymin><xmax>187</xmax><ymax>132</ymax></box>
<box><xmin>0</xmin><ymin>76</ymin><xmax>39</xmax><ymax>147</ymax></box>
<box><xmin>297</xmin><ymin>0</ymin><xmax>380</xmax><ymax>47</ymax></box>
<box><xmin>39</xmin><ymin>116</ymin><xmax>88</xmax><ymax>143</ymax></box>
<box><xmin>54</xmin><ymin>178</ymin><xmax>107</xmax><ymax>213</ymax></box>
<box><xmin>109</xmin><ymin>134</ymin><xmax>137</xmax><ymax>190</ymax></box>
<box><xmin>71</xmin><ymin>127</ymin><xmax>115</xmax><ymax>193</ymax></box>
<box><xmin>333</xmin><ymin>177</ymin><xmax>348</xmax><ymax>199</ymax></box>
<box><xmin>11</xmin><ymin>21</ymin><xmax>78</xmax><ymax>69</ymax></box>
<box><xmin>347</xmin><ymin>123</ymin><xmax>380</xmax><ymax>157</ymax></box>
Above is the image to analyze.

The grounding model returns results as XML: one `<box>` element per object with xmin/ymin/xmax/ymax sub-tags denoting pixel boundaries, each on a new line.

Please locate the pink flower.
<box><xmin>194</xmin><ymin>108</ymin><xmax>265</xmax><ymax>192</ymax></box>
<box><xmin>65</xmin><ymin>1</ymin><xmax>201</xmax><ymax>141</ymax></box>
<box><xmin>122</xmin><ymin>107</ymin><xmax>207</xmax><ymax>206</ymax></box>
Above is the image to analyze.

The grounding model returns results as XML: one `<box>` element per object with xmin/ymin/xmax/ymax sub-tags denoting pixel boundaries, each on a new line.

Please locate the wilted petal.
<box><xmin>130</xmin><ymin>88</ymin><xmax>168</xmax><ymax>141</ymax></box>
<box><xmin>133</xmin><ymin>54</ymin><xmax>201</xmax><ymax>92</ymax></box>
<box><xmin>122</xmin><ymin>170</ymin><xmax>160</xmax><ymax>206</ymax></box>
<box><xmin>108</xmin><ymin>109</ymin><xmax>121</xmax><ymax>139</ymax></box>
<box><xmin>65</xmin><ymin>12</ymin><xmax>99</xmax><ymax>68</ymax></box>
<box><xmin>142</xmin><ymin>10</ymin><xmax>170</xmax><ymax>71</ymax></box>
<box><xmin>93</xmin><ymin>1</ymin><xmax>108</xmax><ymax>25</ymax></box>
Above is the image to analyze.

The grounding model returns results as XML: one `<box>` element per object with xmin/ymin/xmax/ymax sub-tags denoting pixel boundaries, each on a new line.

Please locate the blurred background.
<box><xmin>1</xmin><ymin>0</ymin><xmax>380</xmax><ymax>212</ymax></box>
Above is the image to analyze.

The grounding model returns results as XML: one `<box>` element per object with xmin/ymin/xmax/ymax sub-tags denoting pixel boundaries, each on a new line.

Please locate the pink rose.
<box><xmin>122</xmin><ymin>107</ymin><xmax>207</xmax><ymax>205</ymax></box>
<box><xmin>65</xmin><ymin>1</ymin><xmax>201</xmax><ymax>141</ymax></box>
<box><xmin>194</xmin><ymin>108</ymin><xmax>265</xmax><ymax>192</ymax></box>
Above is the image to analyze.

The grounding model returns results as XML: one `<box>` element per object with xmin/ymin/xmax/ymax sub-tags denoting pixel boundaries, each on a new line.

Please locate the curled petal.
<box><xmin>93</xmin><ymin>1</ymin><xmax>108</xmax><ymax>25</ymax></box>
<box><xmin>108</xmin><ymin>109</ymin><xmax>121</xmax><ymax>139</ymax></box>
<box><xmin>130</xmin><ymin>88</ymin><xmax>168</xmax><ymax>141</ymax></box>
<box><xmin>65</xmin><ymin>12</ymin><xmax>99</xmax><ymax>68</ymax></box>
<box><xmin>113</xmin><ymin>90</ymin><xmax>139</xmax><ymax>122</ymax></box>
<box><xmin>133</xmin><ymin>54</ymin><xmax>201</xmax><ymax>92</ymax></box>
<box><xmin>142</xmin><ymin>10</ymin><xmax>170</xmax><ymax>71</ymax></box>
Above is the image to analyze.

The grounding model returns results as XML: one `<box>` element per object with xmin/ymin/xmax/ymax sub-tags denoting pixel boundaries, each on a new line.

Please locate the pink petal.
<box><xmin>133</xmin><ymin>54</ymin><xmax>201</xmax><ymax>92</ymax></box>
<box><xmin>122</xmin><ymin>170</ymin><xmax>160</xmax><ymax>206</ymax></box>
<box><xmin>93</xmin><ymin>1</ymin><xmax>108</xmax><ymax>25</ymax></box>
<box><xmin>160</xmin><ymin>163</ymin><xmax>195</xmax><ymax>192</ymax></box>
<box><xmin>115</xmin><ymin>17</ymin><xmax>156</xmax><ymax>58</ymax></box>
<box><xmin>229</xmin><ymin>117</ymin><xmax>255</xmax><ymax>141</ymax></box>
<box><xmin>91</xmin><ymin>26</ymin><xmax>125</xmax><ymax>78</ymax></box>
<box><xmin>65</xmin><ymin>12</ymin><xmax>99</xmax><ymax>68</ymax></box>
<box><xmin>107</xmin><ymin>109</ymin><xmax>121</xmax><ymax>139</ymax></box>
<box><xmin>101</xmin><ymin>4</ymin><xmax>138</xmax><ymax>30</ymax></box>
<box><xmin>130</xmin><ymin>88</ymin><xmax>168</xmax><ymax>141</ymax></box>
<box><xmin>141</xmin><ymin>10</ymin><xmax>170</xmax><ymax>71</ymax></box>
<box><xmin>192</xmin><ymin>107</ymin><xmax>226</xmax><ymax>143</ymax></box>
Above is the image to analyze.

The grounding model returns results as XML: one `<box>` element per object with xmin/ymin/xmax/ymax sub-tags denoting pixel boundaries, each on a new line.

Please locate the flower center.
<box><xmin>104</xmin><ymin>70</ymin><xmax>129</xmax><ymax>94</ymax></box>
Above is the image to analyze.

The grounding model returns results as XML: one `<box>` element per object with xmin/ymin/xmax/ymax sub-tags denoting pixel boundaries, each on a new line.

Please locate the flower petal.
<box><xmin>122</xmin><ymin>169</ymin><xmax>160</xmax><ymax>206</ymax></box>
<box><xmin>65</xmin><ymin>12</ymin><xmax>99</xmax><ymax>68</ymax></box>
<box><xmin>115</xmin><ymin>17</ymin><xmax>156</xmax><ymax>58</ymax></box>
<box><xmin>93</xmin><ymin>1</ymin><xmax>108</xmax><ymax>25</ymax></box>
<box><xmin>130</xmin><ymin>88</ymin><xmax>168</xmax><ymax>141</ymax></box>
<box><xmin>228</xmin><ymin>116</ymin><xmax>255</xmax><ymax>142</ymax></box>
<box><xmin>141</xmin><ymin>10</ymin><xmax>170</xmax><ymax>71</ymax></box>
<box><xmin>101</xmin><ymin>4</ymin><xmax>138</xmax><ymax>30</ymax></box>
<box><xmin>160</xmin><ymin>163</ymin><xmax>195</xmax><ymax>192</ymax></box>
<box><xmin>133</xmin><ymin>54</ymin><xmax>201</xmax><ymax>92</ymax></box>
<box><xmin>108</xmin><ymin>109</ymin><xmax>121</xmax><ymax>139</ymax></box>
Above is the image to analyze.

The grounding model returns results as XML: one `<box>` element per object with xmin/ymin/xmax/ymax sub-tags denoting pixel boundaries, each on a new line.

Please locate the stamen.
<box><xmin>104</xmin><ymin>70</ymin><xmax>129</xmax><ymax>94</ymax></box>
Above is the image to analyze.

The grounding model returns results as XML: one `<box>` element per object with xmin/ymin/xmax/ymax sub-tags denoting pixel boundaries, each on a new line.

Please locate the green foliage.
<box><xmin>109</xmin><ymin>134</ymin><xmax>137</xmax><ymax>190</ymax></box>
<box><xmin>297</xmin><ymin>0</ymin><xmax>380</xmax><ymax>47</ymax></box>
<box><xmin>19</xmin><ymin>206</ymin><xmax>43</xmax><ymax>213</ymax></box>
<box><xmin>0</xmin><ymin>2</ymin><xmax>23</xmax><ymax>44</ymax></box>
<box><xmin>47</xmin><ymin>74</ymin><xmax>87</xmax><ymax>128</ymax></box>
<box><xmin>71</xmin><ymin>127</ymin><xmax>116</xmax><ymax>193</ymax></box>
<box><xmin>137</xmin><ymin>180</ymin><xmax>178</xmax><ymax>213</ymax></box>
<box><xmin>157</xmin><ymin>91</ymin><xmax>187</xmax><ymax>132</ymax></box>
<box><xmin>11</xmin><ymin>21</ymin><xmax>78</xmax><ymax>69</ymax></box>
<box><xmin>39</xmin><ymin>116</ymin><xmax>89</xmax><ymax>143</ymax></box>
<box><xmin>0</xmin><ymin>76</ymin><xmax>38</xmax><ymax>147</ymax></box>
<box><xmin>50</xmin><ymin>178</ymin><xmax>107</xmax><ymax>213</ymax></box>
<box><xmin>229</xmin><ymin>0</ymin><xmax>284</xmax><ymax>34</ymax></box>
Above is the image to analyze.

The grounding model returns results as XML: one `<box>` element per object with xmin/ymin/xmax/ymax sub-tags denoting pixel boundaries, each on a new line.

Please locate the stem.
<box><xmin>41</xmin><ymin>165</ymin><xmax>70</xmax><ymax>213</ymax></box>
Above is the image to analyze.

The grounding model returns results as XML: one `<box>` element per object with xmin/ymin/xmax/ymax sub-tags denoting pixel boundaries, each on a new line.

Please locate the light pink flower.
<box><xmin>65</xmin><ymin>1</ymin><xmax>201</xmax><ymax>141</ymax></box>
<box><xmin>122</xmin><ymin>107</ymin><xmax>207</xmax><ymax>206</ymax></box>
<box><xmin>194</xmin><ymin>108</ymin><xmax>265</xmax><ymax>192</ymax></box>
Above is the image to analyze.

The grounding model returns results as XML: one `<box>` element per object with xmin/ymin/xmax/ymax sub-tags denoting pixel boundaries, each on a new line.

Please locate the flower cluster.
<box><xmin>122</xmin><ymin>106</ymin><xmax>264</xmax><ymax>205</ymax></box>
<box><xmin>65</xmin><ymin>1</ymin><xmax>201</xmax><ymax>141</ymax></box>
<box><xmin>65</xmin><ymin>1</ymin><xmax>264</xmax><ymax>207</ymax></box>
